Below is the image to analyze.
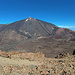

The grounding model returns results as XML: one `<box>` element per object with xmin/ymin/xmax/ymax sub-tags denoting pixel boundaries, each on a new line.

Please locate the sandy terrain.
<box><xmin>0</xmin><ymin>51</ymin><xmax>75</xmax><ymax>75</ymax></box>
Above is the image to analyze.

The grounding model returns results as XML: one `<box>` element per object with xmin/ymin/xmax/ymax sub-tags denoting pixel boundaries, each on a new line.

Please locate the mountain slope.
<box><xmin>0</xmin><ymin>17</ymin><xmax>59</xmax><ymax>51</ymax></box>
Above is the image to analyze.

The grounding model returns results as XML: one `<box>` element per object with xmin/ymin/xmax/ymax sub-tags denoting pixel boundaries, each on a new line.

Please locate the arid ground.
<box><xmin>0</xmin><ymin>50</ymin><xmax>75</xmax><ymax>75</ymax></box>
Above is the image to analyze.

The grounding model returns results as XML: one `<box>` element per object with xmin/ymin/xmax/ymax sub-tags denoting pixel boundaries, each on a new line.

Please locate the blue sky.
<box><xmin>0</xmin><ymin>0</ymin><xmax>75</xmax><ymax>30</ymax></box>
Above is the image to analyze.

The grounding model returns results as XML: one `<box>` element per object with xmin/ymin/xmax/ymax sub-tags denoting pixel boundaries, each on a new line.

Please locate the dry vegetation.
<box><xmin>0</xmin><ymin>50</ymin><xmax>75</xmax><ymax>75</ymax></box>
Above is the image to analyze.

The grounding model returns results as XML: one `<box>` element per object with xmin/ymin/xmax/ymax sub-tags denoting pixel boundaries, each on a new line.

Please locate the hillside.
<box><xmin>0</xmin><ymin>51</ymin><xmax>75</xmax><ymax>75</ymax></box>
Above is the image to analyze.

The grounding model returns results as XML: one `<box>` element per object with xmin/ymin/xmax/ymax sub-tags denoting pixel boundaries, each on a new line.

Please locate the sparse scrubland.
<box><xmin>0</xmin><ymin>50</ymin><xmax>75</xmax><ymax>75</ymax></box>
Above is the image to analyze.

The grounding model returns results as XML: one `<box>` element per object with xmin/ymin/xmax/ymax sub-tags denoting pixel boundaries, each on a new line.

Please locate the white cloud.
<box><xmin>58</xmin><ymin>26</ymin><xmax>75</xmax><ymax>28</ymax></box>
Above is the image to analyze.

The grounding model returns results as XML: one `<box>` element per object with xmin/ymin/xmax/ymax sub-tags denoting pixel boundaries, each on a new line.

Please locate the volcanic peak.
<box><xmin>25</xmin><ymin>17</ymin><xmax>35</xmax><ymax>22</ymax></box>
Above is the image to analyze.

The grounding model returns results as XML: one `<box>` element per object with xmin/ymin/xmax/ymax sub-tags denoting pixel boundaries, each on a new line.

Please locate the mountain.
<box><xmin>0</xmin><ymin>17</ymin><xmax>75</xmax><ymax>57</ymax></box>
<box><xmin>0</xmin><ymin>17</ymin><xmax>59</xmax><ymax>39</ymax></box>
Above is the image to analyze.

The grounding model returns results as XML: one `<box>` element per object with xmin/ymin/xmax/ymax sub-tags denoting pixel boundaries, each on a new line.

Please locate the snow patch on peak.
<box><xmin>25</xmin><ymin>17</ymin><xmax>33</xmax><ymax>22</ymax></box>
<box><xmin>25</xmin><ymin>19</ymin><xmax>29</xmax><ymax>22</ymax></box>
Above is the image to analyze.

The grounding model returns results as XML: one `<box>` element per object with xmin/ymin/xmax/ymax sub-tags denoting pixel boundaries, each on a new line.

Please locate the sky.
<box><xmin>0</xmin><ymin>0</ymin><xmax>75</xmax><ymax>31</ymax></box>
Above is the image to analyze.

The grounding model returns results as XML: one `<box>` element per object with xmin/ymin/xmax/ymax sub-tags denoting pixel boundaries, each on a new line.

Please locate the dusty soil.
<box><xmin>0</xmin><ymin>51</ymin><xmax>75</xmax><ymax>75</ymax></box>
